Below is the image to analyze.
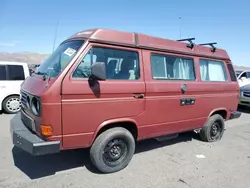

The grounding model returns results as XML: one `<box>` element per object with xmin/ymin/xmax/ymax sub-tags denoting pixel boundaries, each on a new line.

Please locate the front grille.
<box><xmin>21</xmin><ymin>110</ymin><xmax>35</xmax><ymax>132</ymax></box>
<box><xmin>20</xmin><ymin>90</ymin><xmax>39</xmax><ymax>132</ymax></box>
<box><xmin>243</xmin><ymin>92</ymin><xmax>250</xmax><ymax>98</ymax></box>
<box><xmin>21</xmin><ymin>90</ymin><xmax>29</xmax><ymax>108</ymax></box>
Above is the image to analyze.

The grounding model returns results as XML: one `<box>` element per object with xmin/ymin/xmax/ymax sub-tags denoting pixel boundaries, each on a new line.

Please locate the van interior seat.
<box><xmin>106</xmin><ymin>60</ymin><xmax>118</xmax><ymax>79</ymax></box>
<box><xmin>116</xmin><ymin>58</ymin><xmax>135</xmax><ymax>80</ymax></box>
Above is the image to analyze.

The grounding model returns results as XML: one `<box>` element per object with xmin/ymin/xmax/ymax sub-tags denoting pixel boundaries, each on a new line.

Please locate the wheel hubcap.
<box><xmin>211</xmin><ymin>124</ymin><xmax>218</xmax><ymax>135</ymax></box>
<box><xmin>6</xmin><ymin>98</ymin><xmax>21</xmax><ymax>112</ymax></box>
<box><xmin>210</xmin><ymin>122</ymin><xmax>222</xmax><ymax>140</ymax></box>
<box><xmin>110</xmin><ymin>145</ymin><xmax>122</xmax><ymax>159</ymax></box>
<box><xmin>103</xmin><ymin>139</ymin><xmax>128</xmax><ymax>166</ymax></box>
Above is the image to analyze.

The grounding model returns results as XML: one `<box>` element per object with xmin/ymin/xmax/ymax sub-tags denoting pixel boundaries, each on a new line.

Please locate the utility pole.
<box><xmin>52</xmin><ymin>19</ymin><xmax>59</xmax><ymax>52</ymax></box>
<box><xmin>179</xmin><ymin>16</ymin><xmax>182</xmax><ymax>39</ymax></box>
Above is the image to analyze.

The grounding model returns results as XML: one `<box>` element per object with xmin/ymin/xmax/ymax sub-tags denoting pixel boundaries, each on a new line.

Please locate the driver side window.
<box><xmin>72</xmin><ymin>50</ymin><xmax>97</xmax><ymax>78</ymax></box>
<box><xmin>72</xmin><ymin>46</ymin><xmax>140</xmax><ymax>80</ymax></box>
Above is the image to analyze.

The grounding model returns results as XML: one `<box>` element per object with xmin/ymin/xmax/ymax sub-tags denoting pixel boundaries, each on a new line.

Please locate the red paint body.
<box><xmin>21</xmin><ymin>28</ymin><xmax>239</xmax><ymax>150</ymax></box>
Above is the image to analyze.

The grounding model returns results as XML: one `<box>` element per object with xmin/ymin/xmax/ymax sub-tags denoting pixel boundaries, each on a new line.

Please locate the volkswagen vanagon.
<box><xmin>10</xmin><ymin>28</ymin><xmax>241</xmax><ymax>173</ymax></box>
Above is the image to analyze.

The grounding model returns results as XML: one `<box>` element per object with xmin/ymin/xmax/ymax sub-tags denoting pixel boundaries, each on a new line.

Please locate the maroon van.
<box><xmin>10</xmin><ymin>28</ymin><xmax>241</xmax><ymax>173</ymax></box>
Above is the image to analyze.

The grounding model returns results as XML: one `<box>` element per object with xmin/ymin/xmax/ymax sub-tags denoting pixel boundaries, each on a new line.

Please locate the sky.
<box><xmin>0</xmin><ymin>0</ymin><xmax>249</xmax><ymax>66</ymax></box>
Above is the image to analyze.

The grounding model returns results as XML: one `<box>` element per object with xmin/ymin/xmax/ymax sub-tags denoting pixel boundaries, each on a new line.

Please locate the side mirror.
<box><xmin>91</xmin><ymin>62</ymin><xmax>106</xmax><ymax>80</ymax></box>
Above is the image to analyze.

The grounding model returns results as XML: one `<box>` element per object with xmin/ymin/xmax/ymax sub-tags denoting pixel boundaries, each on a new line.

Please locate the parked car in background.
<box><xmin>29</xmin><ymin>69</ymin><xmax>35</xmax><ymax>75</ymax></box>
<box><xmin>239</xmin><ymin>84</ymin><xmax>250</xmax><ymax>107</ymax></box>
<box><xmin>28</xmin><ymin>64</ymin><xmax>40</xmax><ymax>71</ymax></box>
<box><xmin>0</xmin><ymin>61</ymin><xmax>30</xmax><ymax>114</ymax></box>
<box><xmin>236</xmin><ymin>70</ymin><xmax>250</xmax><ymax>87</ymax></box>
<box><xmin>28</xmin><ymin>64</ymin><xmax>40</xmax><ymax>75</ymax></box>
<box><xmin>10</xmin><ymin>28</ymin><xmax>241</xmax><ymax>174</ymax></box>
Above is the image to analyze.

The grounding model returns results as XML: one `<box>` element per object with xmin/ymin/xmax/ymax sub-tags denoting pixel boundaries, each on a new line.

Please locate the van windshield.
<box><xmin>35</xmin><ymin>40</ymin><xmax>84</xmax><ymax>78</ymax></box>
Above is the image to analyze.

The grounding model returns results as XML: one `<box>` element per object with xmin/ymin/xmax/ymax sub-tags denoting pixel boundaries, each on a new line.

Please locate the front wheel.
<box><xmin>90</xmin><ymin>127</ymin><xmax>135</xmax><ymax>173</ymax></box>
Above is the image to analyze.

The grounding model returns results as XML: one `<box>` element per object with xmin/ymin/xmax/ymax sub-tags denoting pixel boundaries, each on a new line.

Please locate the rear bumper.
<box><xmin>229</xmin><ymin>111</ymin><xmax>241</xmax><ymax>120</ymax></box>
<box><xmin>10</xmin><ymin>113</ymin><xmax>60</xmax><ymax>156</ymax></box>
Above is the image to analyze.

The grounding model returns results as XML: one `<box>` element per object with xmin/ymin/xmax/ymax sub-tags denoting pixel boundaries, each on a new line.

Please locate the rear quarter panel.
<box><xmin>134</xmin><ymin>53</ymin><xmax>239</xmax><ymax>140</ymax></box>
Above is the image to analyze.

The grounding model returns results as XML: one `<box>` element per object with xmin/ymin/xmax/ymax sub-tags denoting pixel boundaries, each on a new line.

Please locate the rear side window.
<box><xmin>199</xmin><ymin>59</ymin><xmax>228</xmax><ymax>82</ymax></box>
<box><xmin>150</xmin><ymin>54</ymin><xmax>195</xmax><ymax>80</ymax></box>
<box><xmin>7</xmin><ymin>65</ymin><xmax>25</xmax><ymax>80</ymax></box>
<box><xmin>0</xmin><ymin>65</ymin><xmax>7</xmax><ymax>80</ymax></box>
<box><xmin>226</xmin><ymin>63</ymin><xmax>237</xmax><ymax>81</ymax></box>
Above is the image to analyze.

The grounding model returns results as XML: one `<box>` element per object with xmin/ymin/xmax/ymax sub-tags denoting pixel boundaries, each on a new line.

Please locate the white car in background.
<box><xmin>0</xmin><ymin>61</ymin><xmax>30</xmax><ymax>114</ymax></box>
<box><xmin>236</xmin><ymin>70</ymin><xmax>250</xmax><ymax>87</ymax></box>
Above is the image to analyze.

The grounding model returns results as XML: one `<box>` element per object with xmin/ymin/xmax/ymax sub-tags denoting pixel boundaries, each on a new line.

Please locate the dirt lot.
<box><xmin>1</xmin><ymin>107</ymin><xmax>250</xmax><ymax>188</ymax></box>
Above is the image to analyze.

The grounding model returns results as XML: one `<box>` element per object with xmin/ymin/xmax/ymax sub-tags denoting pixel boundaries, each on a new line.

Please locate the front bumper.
<box><xmin>10</xmin><ymin>113</ymin><xmax>60</xmax><ymax>156</ymax></box>
<box><xmin>239</xmin><ymin>97</ymin><xmax>250</xmax><ymax>107</ymax></box>
<box><xmin>238</xmin><ymin>90</ymin><xmax>250</xmax><ymax>107</ymax></box>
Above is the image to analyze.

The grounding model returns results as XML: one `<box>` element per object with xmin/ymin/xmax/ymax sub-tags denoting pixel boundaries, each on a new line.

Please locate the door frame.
<box><xmin>60</xmin><ymin>41</ymin><xmax>146</xmax><ymax>149</ymax></box>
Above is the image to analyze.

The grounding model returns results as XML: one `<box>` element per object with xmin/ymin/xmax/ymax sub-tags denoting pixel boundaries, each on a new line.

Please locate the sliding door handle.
<box><xmin>133</xmin><ymin>93</ymin><xmax>145</xmax><ymax>99</ymax></box>
<box><xmin>181</xmin><ymin>84</ymin><xmax>187</xmax><ymax>94</ymax></box>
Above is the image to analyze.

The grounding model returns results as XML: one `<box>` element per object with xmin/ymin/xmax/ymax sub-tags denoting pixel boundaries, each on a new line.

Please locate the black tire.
<box><xmin>90</xmin><ymin>127</ymin><xmax>135</xmax><ymax>173</ymax></box>
<box><xmin>2</xmin><ymin>95</ymin><xmax>21</xmax><ymax>114</ymax></box>
<box><xmin>199</xmin><ymin>114</ymin><xmax>225</xmax><ymax>142</ymax></box>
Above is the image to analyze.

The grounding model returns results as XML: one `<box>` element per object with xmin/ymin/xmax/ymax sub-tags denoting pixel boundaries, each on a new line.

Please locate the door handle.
<box><xmin>181</xmin><ymin>84</ymin><xmax>187</xmax><ymax>94</ymax></box>
<box><xmin>133</xmin><ymin>93</ymin><xmax>145</xmax><ymax>99</ymax></box>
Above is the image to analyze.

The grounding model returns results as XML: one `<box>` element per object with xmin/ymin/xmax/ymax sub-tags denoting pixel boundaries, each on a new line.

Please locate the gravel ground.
<box><xmin>0</xmin><ymin>107</ymin><xmax>250</xmax><ymax>188</ymax></box>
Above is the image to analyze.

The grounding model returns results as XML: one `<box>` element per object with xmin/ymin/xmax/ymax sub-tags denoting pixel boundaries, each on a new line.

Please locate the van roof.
<box><xmin>0</xmin><ymin>61</ymin><xmax>28</xmax><ymax>65</ymax></box>
<box><xmin>67</xmin><ymin>28</ymin><xmax>230</xmax><ymax>61</ymax></box>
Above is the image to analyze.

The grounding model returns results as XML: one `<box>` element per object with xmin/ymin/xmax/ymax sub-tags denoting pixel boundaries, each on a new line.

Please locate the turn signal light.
<box><xmin>41</xmin><ymin>125</ymin><xmax>53</xmax><ymax>136</ymax></box>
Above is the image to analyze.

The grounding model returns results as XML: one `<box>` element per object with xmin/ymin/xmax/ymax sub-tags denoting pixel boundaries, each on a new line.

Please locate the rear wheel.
<box><xmin>2</xmin><ymin>95</ymin><xmax>21</xmax><ymax>114</ymax></box>
<box><xmin>199</xmin><ymin>114</ymin><xmax>225</xmax><ymax>142</ymax></box>
<box><xmin>90</xmin><ymin>127</ymin><xmax>135</xmax><ymax>173</ymax></box>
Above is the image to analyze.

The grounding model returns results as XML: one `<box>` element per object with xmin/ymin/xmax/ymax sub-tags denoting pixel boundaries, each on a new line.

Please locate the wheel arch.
<box><xmin>90</xmin><ymin>118</ymin><xmax>138</xmax><ymax>145</ymax></box>
<box><xmin>208</xmin><ymin>108</ymin><xmax>228</xmax><ymax>120</ymax></box>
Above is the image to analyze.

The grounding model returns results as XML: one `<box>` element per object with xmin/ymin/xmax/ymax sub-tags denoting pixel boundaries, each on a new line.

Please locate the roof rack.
<box><xmin>177</xmin><ymin>38</ymin><xmax>195</xmax><ymax>49</ymax></box>
<box><xmin>198</xmin><ymin>42</ymin><xmax>217</xmax><ymax>53</ymax></box>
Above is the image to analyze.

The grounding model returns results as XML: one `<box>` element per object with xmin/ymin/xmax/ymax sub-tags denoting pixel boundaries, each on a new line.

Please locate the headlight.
<box><xmin>31</xmin><ymin>97</ymin><xmax>41</xmax><ymax>116</ymax></box>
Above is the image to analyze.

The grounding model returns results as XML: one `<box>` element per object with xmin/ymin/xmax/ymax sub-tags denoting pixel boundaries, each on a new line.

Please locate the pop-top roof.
<box><xmin>67</xmin><ymin>28</ymin><xmax>230</xmax><ymax>60</ymax></box>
